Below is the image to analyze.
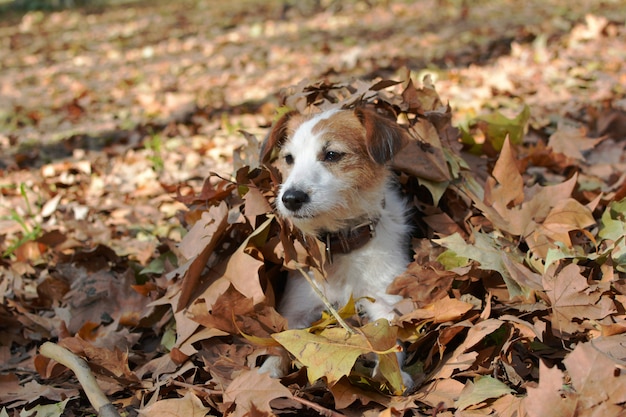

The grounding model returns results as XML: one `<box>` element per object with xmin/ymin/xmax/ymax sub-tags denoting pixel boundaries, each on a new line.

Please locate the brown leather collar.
<box><xmin>319</xmin><ymin>219</ymin><xmax>378</xmax><ymax>264</ymax></box>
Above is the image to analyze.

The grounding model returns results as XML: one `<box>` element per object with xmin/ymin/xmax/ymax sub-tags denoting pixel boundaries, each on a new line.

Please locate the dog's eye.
<box><xmin>324</xmin><ymin>151</ymin><xmax>344</xmax><ymax>162</ymax></box>
<box><xmin>284</xmin><ymin>154</ymin><xmax>294</xmax><ymax>165</ymax></box>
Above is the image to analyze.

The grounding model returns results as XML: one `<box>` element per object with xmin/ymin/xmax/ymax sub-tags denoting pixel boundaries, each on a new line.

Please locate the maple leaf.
<box><xmin>526</xmin><ymin>342</ymin><xmax>626</xmax><ymax>417</ymax></box>
<box><xmin>468</xmin><ymin>137</ymin><xmax>596</xmax><ymax>260</ymax></box>
<box><xmin>542</xmin><ymin>263</ymin><xmax>616</xmax><ymax>337</ymax></box>
<box><xmin>272</xmin><ymin>319</ymin><xmax>403</xmax><ymax>392</ymax></box>
<box><xmin>564</xmin><ymin>341</ymin><xmax>626</xmax><ymax>407</ymax></box>
<box><xmin>434</xmin><ymin>231</ymin><xmax>540</xmax><ymax>298</ymax></box>
<box><xmin>547</xmin><ymin>123</ymin><xmax>604</xmax><ymax>160</ymax></box>
<box><xmin>524</xmin><ymin>361</ymin><xmax>574</xmax><ymax>417</ymax></box>
<box><xmin>484</xmin><ymin>135</ymin><xmax>525</xmax><ymax>212</ymax></box>
<box><xmin>222</xmin><ymin>369</ymin><xmax>292</xmax><ymax>417</ymax></box>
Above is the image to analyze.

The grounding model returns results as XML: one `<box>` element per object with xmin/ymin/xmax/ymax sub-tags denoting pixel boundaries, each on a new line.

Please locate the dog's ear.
<box><xmin>260</xmin><ymin>110</ymin><xmax>298</xmax><ymax>165</ymax></box>
<box><xmin>355</xmin><ymin>108</ymin><xmax>406</xmax><ymax>164</ymax></box>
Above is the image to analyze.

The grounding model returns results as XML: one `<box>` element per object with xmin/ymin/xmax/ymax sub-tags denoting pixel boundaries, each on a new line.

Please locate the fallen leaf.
<box><xmin>139</xmin><ymin>391</ymin><xmax>212</xmax><ymax>417</ymax></box>
<box><xmin>273</xmin><ymin>319</ymin><xmax>401</xmax><ymax>388</ymax></box>
<box><xmin>432</xmin><ymin>319</ymin><xmax>504</xmax><ymax>380</ymax></box>
<box><xmin>413</xmin><ymin>378</ymin><xmax>465</xmax><ymax>410</ymax></box>
<box><xmin>454</xmin><ymin>375</ymin><xmax>513</xmax><ymax>411</ymax></box>
<box><xmin>547</xmin><ymin>124</ymin><xmax>603</xmax><ymax>160</ymax></box>
<box><xmin>20</xmin><ymin>398</ymin><xmax>70</xmax><ymax>417</ymax></box>
<box><xmin>400</xmin><ymin>296</ymin><xmax>473</xmax><ymax>324</ymax></box>
<box><xmin>222</xmin><ymin>369</ymin><xmax>292</xmax><ymax>417</ymax></box>
<box><xmin>543</xmin><ymin>263</ymin><xmax>616</xmax><ymax>337</ymax></box>
<box><xmin>563</xmin><ymin>341</ymin><xmax>626</xmax><ymax>408</ymax></box>
<box><xmin>525</xmin><ymin>361</ymin><xmax>572</xmax><ymax>417</ymax></box>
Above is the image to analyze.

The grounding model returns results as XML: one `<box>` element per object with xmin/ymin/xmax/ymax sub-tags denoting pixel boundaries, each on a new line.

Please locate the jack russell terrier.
<box><xmin>258</xmin><ymin>107</ymin><xmax>412</xmax><ymax>385</ymax></box>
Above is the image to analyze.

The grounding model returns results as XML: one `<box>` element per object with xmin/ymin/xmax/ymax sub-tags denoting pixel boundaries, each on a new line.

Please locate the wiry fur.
<box><xmin>259</xmin><ymin>108</ymin><xmax>411</xmax><ymax>384</ymax></box>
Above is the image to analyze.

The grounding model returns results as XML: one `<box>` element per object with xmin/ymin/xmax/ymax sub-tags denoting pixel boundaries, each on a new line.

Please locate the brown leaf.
<box><xmin>432</xmin><ymin>319</ymin><xmax>503</xmax><ymax>379</ymax></box>
<box><xmin>139</xmin><ymin>391</ymin><xmax>212</xmax><ymax>417</ymax></box>
<box><xmin>526</xmin><ymin>342</ymin><xmax>626</xmax><ymax>417</ymax></box>
<box><xmin>177</xmin><ymin>203</ymin><xmax>229</xmax><ymax>310</ymax></box>
<box><xmin>484</xmin><ymin>136</ymin><xmax>524</xmax><ymax>211</ymax></box>
<box><xmin>563</xmin><ymin>341</ymin><xmax>626</xmax><ymax>408</ymax></box>
<box><xmin>525</xmin><ymin>361</ymin><xmax>572</xmax><ymax>417</ymax></box>
<box><xmin>400</xmin><ymin>296</ymin><xmax>473</xmax><ymax>324</ymax></box>
<box><xmin>392</xmin><ymin>119</ymin><xmax>451</xmax><ymax>182</ymax></box>
<box><xmin>543</xmin><ymin>264</ymin><xmax>616</xmax><ymax>337</ymax></box>
<box><xmin>222</xmin><ymin>369</ymin><xmax>292</xmax><ymax>417</ymax></box>
<box><xmin>548</xmin><ymin>124</ymin><xmax>603</xmax><ymax>160</ymax></box>
<box><xmin>59</xmin><ymin>336</ymin><xmax>139</xmax><ymax>384</ymax></box>
<box><xmin>412</xmin><ymin>378</ymin><xmax>465</xmax><ymax>410</ymax></box>
<box><xmin>389</xmin><ymin>261</ymin><xmax>455</xmax><ymax>308</ymax></box>
<box><xmin>0</xmin><ymin>376</ymin><xmax>79</xmax><ymax>409</ymax></box>
<box><xmin>329</xmin><ymin>377</ymin><xmax>390</xmax><ymax>409</ymax></box>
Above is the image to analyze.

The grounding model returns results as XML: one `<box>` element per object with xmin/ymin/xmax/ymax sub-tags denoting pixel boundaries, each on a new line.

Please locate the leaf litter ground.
<box><xmin>1</xmin><ymin>1</ymin><xmax>626</xmax><ymax>416</ymax></box>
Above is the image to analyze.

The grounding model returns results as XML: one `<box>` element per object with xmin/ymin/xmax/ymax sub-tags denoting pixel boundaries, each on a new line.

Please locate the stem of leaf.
<box><xmin>295</xmin><ymin>264</ymin><xmax>356</xmax><ymax>335</ymax></box>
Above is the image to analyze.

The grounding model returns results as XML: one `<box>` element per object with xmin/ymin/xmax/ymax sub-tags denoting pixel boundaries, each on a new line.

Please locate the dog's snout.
<box><xmin>281</xmin><ymin>189</ymin><xmax>310</xmax><ymax>212</ymax></box>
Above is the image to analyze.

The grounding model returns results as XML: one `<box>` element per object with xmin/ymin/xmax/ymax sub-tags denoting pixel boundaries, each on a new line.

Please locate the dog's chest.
<box><xmin>318</xmin><ymin>229</ymin><xmax>405</xmax><ymax>303</ymax></box>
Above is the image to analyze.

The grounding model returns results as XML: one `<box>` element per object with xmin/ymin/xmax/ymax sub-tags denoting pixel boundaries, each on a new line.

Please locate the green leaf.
<box><xmin>436</xmin><ymin>249</ymin><xmax>469</xmax><ymax>270</ymax></box>
<box><xmin>434</xmin><ymin>232</ymin><xmax>530</xmax><ymax>298</ymax></box>
<box><xmin>598</xmin><ymin>198</ymin><xmax>626</xmax><ymax>242</ymax></box>
<box><xmin>598</xmin><ymin>198</ymin><xmax>626</xmax><ymax>271</ymax></box>
<box><xmin>476</xmin><ymin>105</ymin><xmax>530</xmax><ymax>151</ymax></box>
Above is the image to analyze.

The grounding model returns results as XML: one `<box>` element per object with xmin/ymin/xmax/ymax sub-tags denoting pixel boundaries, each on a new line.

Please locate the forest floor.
<box><xmin>1</xmin><ymin>1</ymin><xmax>626</xmax><ymax>416</ymax></box>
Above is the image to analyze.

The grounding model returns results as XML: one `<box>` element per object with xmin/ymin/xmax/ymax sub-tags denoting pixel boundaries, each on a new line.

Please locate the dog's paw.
<box><xmin>400</xmin><ymin>369</ymin><xmax>414</xmax><ymax>391</ymax></box>
<box><xmin>257</xmin><ymin>355</ymin><xmax>289</xmax><ymax>378</ymax></box>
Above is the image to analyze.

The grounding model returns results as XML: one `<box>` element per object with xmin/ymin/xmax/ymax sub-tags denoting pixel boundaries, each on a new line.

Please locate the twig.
<box><xmin>295</xmin><ymin>265</ymin><xmax>356</xmax><ymax>335</ymax></box>
<box><xmin>39</xmin><ymin>342</ymin><xmax>121</xmax><ymax>417</ymax></box>
<box><xmin>171</xmin><ymin>379</ymin><xmax>223</xmax><ymax>396</ymax></box>
<box><xmin>291</xmin><ymin>395</ymin><xmax>347</xmax><ymax>417</ymax></box>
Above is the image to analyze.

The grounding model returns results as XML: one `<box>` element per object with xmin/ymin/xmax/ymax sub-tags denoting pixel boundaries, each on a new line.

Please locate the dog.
<box><xmin>258</xmin><ymin>107</ymin><xmax>412</xmax><ymax>385</ymax></box>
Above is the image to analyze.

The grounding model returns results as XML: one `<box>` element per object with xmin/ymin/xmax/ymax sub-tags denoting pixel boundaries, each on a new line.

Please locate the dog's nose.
<box><xmin>281</xmin><ymin>189</ymin><xmax>309</xmax><ymax>211</ymax></box>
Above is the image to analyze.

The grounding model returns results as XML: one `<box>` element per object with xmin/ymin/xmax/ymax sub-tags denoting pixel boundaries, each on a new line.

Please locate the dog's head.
<box><xmin>260</xmin><ymin>108</ymin><xmax>405</xmax><ymax>235</ymax></box>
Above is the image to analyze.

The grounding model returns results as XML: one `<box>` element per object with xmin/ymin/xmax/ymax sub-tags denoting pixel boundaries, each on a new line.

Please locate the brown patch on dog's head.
<box><xmin>260</xmin><ymin>110</ymin><xmax>302</xmax><ymax>165</ymax></box>
<box><xmin>354</xmin><ymin>107</ymin><xmax>406</xmax><ymax>164</ymax></box>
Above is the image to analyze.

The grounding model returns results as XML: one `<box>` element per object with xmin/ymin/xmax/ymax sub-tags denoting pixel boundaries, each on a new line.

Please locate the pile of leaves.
<box><xmin>2</xmin><ymin>2</ymin><xmax>626</xmax><ymax>417</ymax></box>
<box><xmin>4</xmin><ymin>72</ymin><xmax>626</xmax><ymax>416</ymax></box>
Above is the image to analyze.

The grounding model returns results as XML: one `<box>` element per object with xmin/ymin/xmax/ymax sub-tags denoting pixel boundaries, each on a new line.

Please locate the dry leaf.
<box><xmin>139</xmin><ymin>391</ymin><xmax>213</xmax><ymax>417</ymax></box>
<box><xmin>222</xmin><ymin>370</ymin><xmax>292</xmax><ymax>417</ymax></box>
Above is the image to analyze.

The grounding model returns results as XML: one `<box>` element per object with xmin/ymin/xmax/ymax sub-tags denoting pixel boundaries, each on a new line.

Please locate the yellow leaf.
<box><xmin>272</xmin><ymin>319</ymin><xmax>401</xmax><ymax>388</ymax></box>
